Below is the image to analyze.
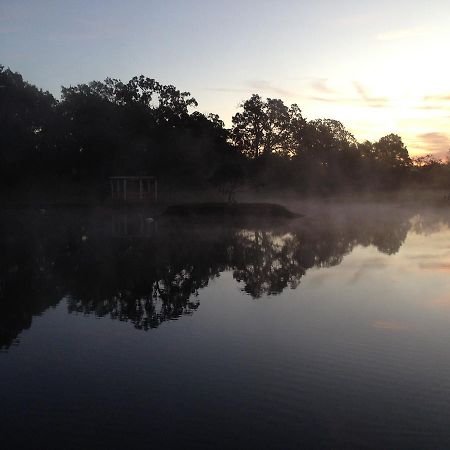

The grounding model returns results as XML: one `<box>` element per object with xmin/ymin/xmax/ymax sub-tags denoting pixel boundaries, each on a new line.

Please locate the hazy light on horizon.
<box><xmin>0</xmin><ymin>0</ymin><xmax>449</xmax><ymax>156</ymax></box>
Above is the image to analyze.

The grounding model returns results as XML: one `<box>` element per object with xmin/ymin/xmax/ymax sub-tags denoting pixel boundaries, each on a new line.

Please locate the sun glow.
<box><xmin>319</xmin><ymin>26</ymin><xmax>450</xmax><ymax>156</ymax></box>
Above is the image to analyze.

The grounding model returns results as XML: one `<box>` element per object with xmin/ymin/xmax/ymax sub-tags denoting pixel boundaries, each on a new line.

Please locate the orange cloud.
<box><xmin>373</xmin><ymin>320</ymin><xmax>413</xmax><ymax>332</ymax></box>
<box><xmin>419</xmin><ymin>261</ymin><xmax>450</xmax><ymax>273</ymax></box>
<box><xmin>424</xmin><ymin>94</ymin><xmax>450</xmax><ymax>102</ymax></box>
<box><xmin>414</xmin><ymin>132</ymin><xmax>450</xmax><ymax>154</ymax></box>
<box><xmin>429</xmin><ymin>294</ymin><xmax>450</xmax><ymax>308</ymax></box>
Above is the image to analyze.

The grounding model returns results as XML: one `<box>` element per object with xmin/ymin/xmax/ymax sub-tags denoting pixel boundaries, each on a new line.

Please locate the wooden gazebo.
<box><xmin>109</xmin><ymin>176</ymin><xmax>157</xmax><ymax>202</ymax></box>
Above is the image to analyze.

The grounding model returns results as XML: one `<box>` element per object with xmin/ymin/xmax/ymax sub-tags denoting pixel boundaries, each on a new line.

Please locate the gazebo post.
<box><xmin>109</xmin><ymin>176</ymin><xmax>157</xmax><ymax>202</ymax></box>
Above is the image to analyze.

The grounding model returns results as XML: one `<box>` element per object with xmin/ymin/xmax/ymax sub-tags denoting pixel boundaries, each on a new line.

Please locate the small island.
<box><xmin>164</xmin><ymin>202</ymin><xmax>299</xmax><ymax>219</ymax></box>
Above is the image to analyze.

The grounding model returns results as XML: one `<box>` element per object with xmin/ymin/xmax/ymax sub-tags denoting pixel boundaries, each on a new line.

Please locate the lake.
<box><xmin>2</xmin><ymin>202</ymin><xmax>450</xmax><ymax>449</ymax></box>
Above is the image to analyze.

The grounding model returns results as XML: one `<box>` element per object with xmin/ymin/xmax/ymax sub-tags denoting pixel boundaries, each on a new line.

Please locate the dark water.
<box><xmin>2</xmin><ymin>203</ymin><xmax>450</xmax><ymax>449</ymax></box>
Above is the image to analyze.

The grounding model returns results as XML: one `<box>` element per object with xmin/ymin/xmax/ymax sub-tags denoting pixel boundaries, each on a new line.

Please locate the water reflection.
<box><xmin>0</xmin><ymin>205</ymin><xmax>446</xmax><ymax>349</ymax></box>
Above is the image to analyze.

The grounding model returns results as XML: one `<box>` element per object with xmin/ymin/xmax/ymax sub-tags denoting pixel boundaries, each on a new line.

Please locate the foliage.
<box><xmin>231</xmin><ymin>94</ymin><xmax>304</xmax><ymax>158</ymax></box>
<box><xmin>1</xmin><ymin>65</ymin><xmax>448</xmax><ymax>199</ymax></box>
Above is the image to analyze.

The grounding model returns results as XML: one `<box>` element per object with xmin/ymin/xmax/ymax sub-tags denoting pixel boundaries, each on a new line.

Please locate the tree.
<box><xmin>0</xmin><ymin>65</ymin><xmax>57</xmax><ymax>182</ymax></box>
<box><xmin>411</xmin><ymin>154</ymin><xmax>443</xmax><ymax>168</ymax></box>
<box><xmin>294</xmin><ymin>118</ymin><xmax>357</xmax><ymax>158</ymax></box>
<box><xmin>231</xmin><ymin>94</ymin><xmax>303</xmax><ymax>158</ymax></box>
<box><xmin>373</xmin><ymin>134</ymin><xmax>411</xmax><ymax>168</ymax></box>
<box><xmin>61</xmin><ymin>75</ymin><xmax>198</xmax><ymax>122</ymax></box>
<box><xmin>58</xmin><ymin>75</ymin><xmax>205</xmax><ymax>185</ymax></box>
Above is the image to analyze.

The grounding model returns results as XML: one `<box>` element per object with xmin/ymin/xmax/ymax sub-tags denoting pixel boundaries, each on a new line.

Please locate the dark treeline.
<box><xmin>1</xmin><ymin>65</ymin><xmax>449</xmax><ymax>201</ymax></box>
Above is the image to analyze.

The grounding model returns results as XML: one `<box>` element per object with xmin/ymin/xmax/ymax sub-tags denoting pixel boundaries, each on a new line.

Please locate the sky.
<box><xmin>1</xmin><ymin>0</ymin><xmax>449</xmax><ymax>156</ymax></box>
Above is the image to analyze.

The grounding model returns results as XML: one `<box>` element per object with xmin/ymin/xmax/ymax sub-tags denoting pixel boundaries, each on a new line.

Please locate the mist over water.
<box><xmin>1</xmin><ymin>202</ymin><xmax>450</xmax><ymax>449</ymax></box>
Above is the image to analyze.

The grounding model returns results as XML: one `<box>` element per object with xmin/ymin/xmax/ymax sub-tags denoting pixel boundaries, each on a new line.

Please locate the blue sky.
<box><xmin>1</xmin><ymin>0</ymin><xmax>449</xmax><ymax>155</ymax></box>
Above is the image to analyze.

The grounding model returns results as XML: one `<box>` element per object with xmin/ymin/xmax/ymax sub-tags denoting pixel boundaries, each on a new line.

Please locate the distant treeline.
<box><xmin>1</xmin><ymin>65</ymin><xmax>449</xmax><ymax>201</ymax></box>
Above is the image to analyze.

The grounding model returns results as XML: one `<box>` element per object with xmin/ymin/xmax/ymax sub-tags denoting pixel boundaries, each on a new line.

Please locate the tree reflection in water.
<box><xmin>0</xmin><ymin>205</ymin><xmax>432</xmax><ymax>349</ymax></box>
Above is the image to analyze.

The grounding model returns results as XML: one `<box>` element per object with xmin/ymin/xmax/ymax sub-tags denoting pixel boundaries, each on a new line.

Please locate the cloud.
<box><xmin>245</xmin><ymin>80</ymin><xmax>295</xmax><ymax>97</ymax></box>
<box><xmin>50</xmin><ymin>19</ymin><xmax>123</xmax><ymax>41</ymax></box>
<box><xmin>407</xmin><ymin>252</ymin><xmax>450</xmax><ymax>260</ymax></box>
<box><xmin>376</xmin><ymin>26</ymin><xmax>434</xmax><ymax>41</ymax></box>
<box><xmin>310</xmin><ymin>78</ymin><xmax>335</xmax><ymax>95</ymax></box>
<box><xmin>0</xmin><ymin>3</ymin><xmax>30</xmax><ymax>34</ymax></box>
<box><xmin>419</xmin><ymin>260</ymin><xmax>450</xmax><ymax>273</ymax></box>
<box><xmin>306</xmin><ymin>271</ymin><xmax>335</xmax><ymax>287</ymax></box>
<box><xmin>415</xmin><ymin>132</ymin><xmax>450</xmax><ymax>154</ymax></box>
<box><xmin>430</xmin><ymin>294</ymin><xmax>450</xmax><ymax>308</ymax></box>
<box><xmin>416</xmin><ymin>105</ymin><xmax>448</xmax><ymax>111</ymax></box>
<box><xmin>205</xmin><ymin>87</ymin><xmax>249</xmax><ymax>94</ymax></box>
<box><xmin>306</xmin><ymin>81</ymin><xmax>389</xmax><ymax>108</ymax></box>
<box><xmin>416</xmin><ymin>92</ymin><xmax>450</xmax><ymax>111</ymax></box>
<box><xmin>372</xmin><ymin>320</ymin><xmax>414</xmax><ymax>332</ymax></box>
<box><xmin>353</xmin><ymin>82</ymin><xmax>389</xmax><ymax>108</ymax></box>
<box><xmin>348</xmin><ymin>256</ymin><xmax>386</xmax><ymax>284</ymax></box>
<box><xmin>307</xmin><ymin>94</ymin><xmax>359</xmax><ymax>105</ymax></box>
<box><xmin>207</xmin><ymin>80</ymin><xmax>295</xmax><ymax>98</ymax></box>
<box><xmin>424</xmin><ymin>94</ymin><xmax>450</xmax><ymax>102</ymax></box>
<box><xmin>0</xmin><ymin>25</ymin><xmax>21</xmax><ymax>34</ymax></box>
<box><xmin>417</xmin><ymin>93</ymin><xmax>450</xmax><ymax>111</ymax></box>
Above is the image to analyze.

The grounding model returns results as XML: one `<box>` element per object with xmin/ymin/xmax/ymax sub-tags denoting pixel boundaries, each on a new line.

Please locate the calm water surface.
<box><xmin>2</xmin><ymin>203</ymin><xmax>450</xmax><ymax>449</ymax></box>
